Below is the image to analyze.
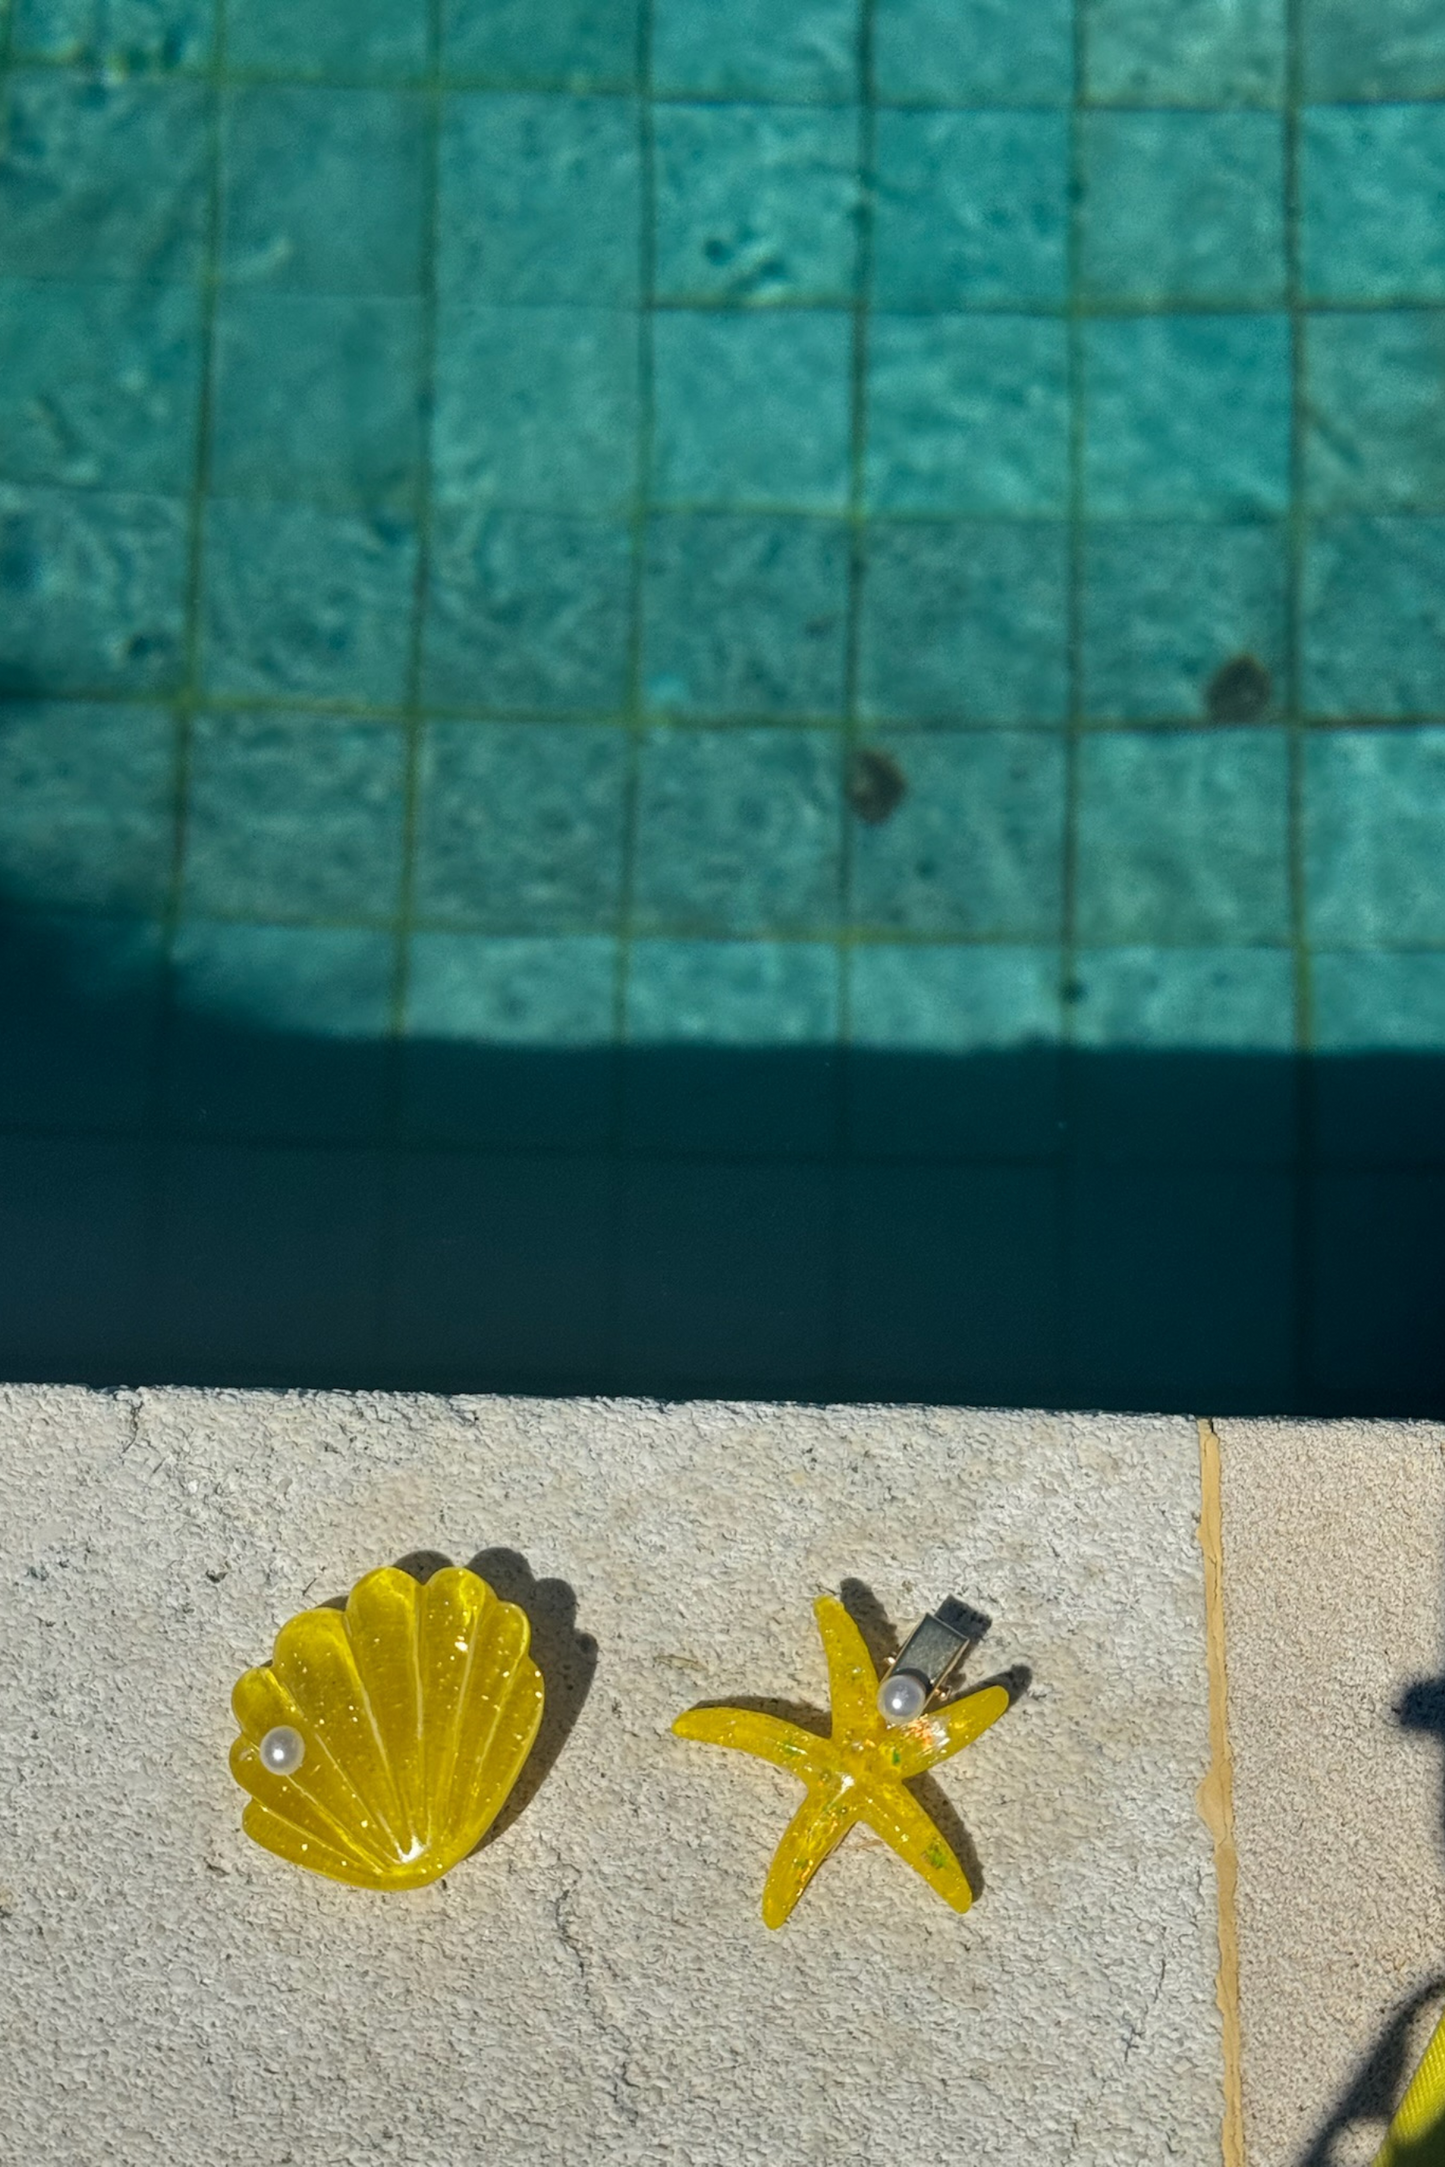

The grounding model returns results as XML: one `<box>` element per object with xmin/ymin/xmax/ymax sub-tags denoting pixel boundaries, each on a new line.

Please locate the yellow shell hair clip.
<box><xmin>230</xmin><ymin>1564</ymin><xmax>543</xmax><ymax>1890</ymax></box>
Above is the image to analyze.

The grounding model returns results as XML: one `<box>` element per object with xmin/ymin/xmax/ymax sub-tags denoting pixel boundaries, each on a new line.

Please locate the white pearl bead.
<box><xmin>877</xmin><ymin>1670</ymin><xmax>928</xmax><ymax>1726</ymax></box>
<box><xmin>260</xmin><ymin>1725</ymin><xmax>306</xmax><ymax>1775</ymax></box>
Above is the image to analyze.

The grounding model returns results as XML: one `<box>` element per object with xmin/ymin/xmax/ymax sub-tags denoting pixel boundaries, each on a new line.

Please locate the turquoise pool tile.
<box><xmin>202</xmin><ymin>499</ymin><xmax>417</xmax><ymax>705</ymax></box>
<box><xmin>858</xmin><ymin>520</ymin><xmax>1069</xmax><ymax>725</ymax></box>
<box><xmin>221</xmin><ymin>87</ymin><xmax>427</xmax><ymax>298</ymax></box>
<box><xmin>0</xmin><ymin>483</ymin><xmax>187</xmax><ymax>698</ymax></box>
<box><xmin>210</xmin><ymin>293</ymin><xmax>424</xmax><ymax>517</ymax></box>
<box><xmin>1303</xmin><ymin>516</ymin><xmax>1445</xmax><ymax>716</ymax></box>
<box><xmin>651</xmin><ymin>310</ymin><xmax>851</xmax><ymax>512</ymax></box>
<box><xmin>227</xmin><ymin>0</ymin><xmax>428</xmax><ymax>79</ymax></box>
<box><xmin>632</xmin><ymin>727</ymin><xmax>842</xmax><ymax>936</ymax></box>
<box><xmin>1080</xmin><ymin>111</ymin><xmax>1285</xmax><ymax>305</ymax></box>
<box><xmin>0</xmin><ymin>72</ymin><xmax>208</xmax><ymax>281</ymax></box>
<box><xmin>406</xmin><ymin>933</ymin><xmax>617</xmax><ymax>1042</ymax></box>
<box><xmin>653</xmin><ymin>103</ymin><xmax>859</xmax><ymax>308</ymax></box>
<box><xmin>414</xmin><ymin>721</ymin><xmax>629</xmax><ymax>931</ymax></box>
<box><xmin>1084</xmin><ymin>315</ymin><xmax>1291</xmax><ymax>516</ymax></box>
<box><xmin>1302</xmin><ymin>105</ymin><xmax>1445</xmax><ymax>303</ymax></box>
<box><xmin>1083</xmin><ymin>0</ymin><xmax>1285</xmax><ymax>104</ymax></box>
<box><xmin>849</xmin><ymin>732</ymin><xmax>1066</xmax><ymax>937</ymax></box>
<box><xmin>1304</xmin><ymin>312</ymin><xmax>1445</xmax><ymax>514</ymax></box>
<box><xmin>652</xmin><ymin>0</ymin><xmax>857</xmax><ymax>100</ymax></box>
<box><xmin>872</xmin><ymin>109</ymin><xmax>1069</xmax><ymax>308</ymax></box>
<box><xmin>0</xmin><ymin>278</ymin><xmax>201</xmax><ymax>495</ymax></box>
<box><xmin>866</xmin><ymin>315</ymin><xmax>1068</xmax><ymax>516</ymax></box>
<box><xmin>438</xmin><ymin>93</ymin><xmax>640</xmax><ymax>306</ymax></box>
<box><xmin>1075</xmin><ymin>729</ymin><xmax>1291</xmax><ymax>942</ymax></box>
<box><xmin>641</xmin><ymin>512</ymin><xmax>848</xmax><ymax>719</ymax></box>
<box><xmin>169</xmin><ymin>922</ymin><xmax>394</xmax><ymax>1034</ymax></box>
<box><xmin>1305</xmin><ymin>730</ymin><xmax>1445</xmax><ymax>944</ymax></box>
<box><xmin>423</xmin><ymin>509</ymin><xmax>632</xmax><ymax>712</ymax></box>
<box><xmin>1304</xmin><ymin>0</ymin><xmax>1445</xmax><ymax>100</ymax></box>
<box><xmin>12</xmin><ymin>0</ymin><xmax>212</xmax><ymax>68</ymax></box>
<box><xmin>1082</xmin><ymin>521</ymin><xmax>1287</xmax><ymax>722</ymax></box>
<box><xmin>432</xmin><ymin>305</ymin><xmax>638</xmax><ymax>515</ymax></box>
<box><xmin>850</xmin><ymin>943</ymin><xmax>1061</xmax><ymax>1049</ymax></box>
<box><xmin>625</xmin><ymin>939</ymin><xmax>839</xmax><ymax>1043</ymax></box>
<box><xmin>1313</xmin><ymin>951</ymin><xmax>1445</xmax><ymax>1050</ymax></box>
<box><xmin>182</xmin><ymin>713</ymin><xmax>406</xmax><ymax>924</ymax></box>
<box><xmin>1070</xmin><ymin>946</ymin><xmax>1295</xmax><ymax>1049</ymax></box>
<box><xmin>0</xmin><ymin>702</ymin><xmax>175</xmax><ymax>915</ymax></box>
<box><xmin>874</xmin><ymin>0</ymin><xmax>1073</xmax><ymax>104</ymax></box>
<box><xmin>444</xmin><ymin>0</ymin><xmax>640</xmax><ymax>88</ymax></box>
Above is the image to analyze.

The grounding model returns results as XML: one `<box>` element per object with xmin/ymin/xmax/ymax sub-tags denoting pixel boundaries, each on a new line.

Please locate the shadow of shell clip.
<box><xmin>230</xmin><ymin>1565</ymin><xmax>544</xmax><ymax>1890</ymax></box>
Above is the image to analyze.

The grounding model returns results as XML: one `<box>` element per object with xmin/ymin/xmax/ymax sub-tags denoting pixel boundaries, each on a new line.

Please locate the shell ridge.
<box><xmin>445</xmin><ymin>1599</ymin><xmax>524</xmax><ymax>1829</ymax></box>
<box><xmin>346</xmin><ymin>1570</ymin><xmax>428</xmax><ymax>1858</ymax></box>
<box><xmin>452</xmin><ymin>1650</ymin><xmax>544</xmax><ymax>1843</ymax></box>
<box><xmin>230</xmin><ymin>1737</ymin><xmax>393</xmax><ymax>1872</ymax></box>
<box><xmin>241</xmin><ymin>1799</ymin><xmax>393</xmax><ymax>1891</ymax></box>
<box><xmin>272</xmin><ymin>1611</ymin><xmax>414</xmax><ymax>1861</ymax></box>
<box><xmin>421</xmin><ymin>1571</ymin><xmax>490</xmax><ymax>1855</ymax></box>
<box><xmin>233</xmin><ymin>1666</ymin><xmax>402</xmax><ymax>1874</ymax></box>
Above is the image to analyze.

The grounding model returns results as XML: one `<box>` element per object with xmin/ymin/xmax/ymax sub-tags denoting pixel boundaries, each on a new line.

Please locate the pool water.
<box><xmin>1</xmin><ymin>0</ymin><xmax>1444</xmax><ymax>1410</ymax></box>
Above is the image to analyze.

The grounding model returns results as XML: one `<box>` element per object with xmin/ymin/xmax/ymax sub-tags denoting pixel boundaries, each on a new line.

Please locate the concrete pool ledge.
<box><xmin>0</xmin><ymin>1388</ymin><xmax>1440</xmax><ymax>2165</ymax></box>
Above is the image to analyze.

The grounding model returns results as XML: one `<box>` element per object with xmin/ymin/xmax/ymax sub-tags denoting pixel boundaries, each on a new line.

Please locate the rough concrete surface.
<box><xmin>1219</xmin><ymin>1420</ymin><xmax>1445</xmax><ymax>2167</ymax></box>
<box><xmin>0</xmin><ymin>1388</ymin><xmax>1223</xmax><ymax>2166</ymax></box>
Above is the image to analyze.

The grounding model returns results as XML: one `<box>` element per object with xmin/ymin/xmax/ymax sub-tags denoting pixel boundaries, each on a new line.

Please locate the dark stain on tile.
<box><xmin>1205</xmin><ymin>652</ymin><xmax>1273</xmax><ymax>724</ymax></box>
<box><xmin>846</xmin><ymin>745</ymin><xmax>907</xmax><ymax>825</ymax></box>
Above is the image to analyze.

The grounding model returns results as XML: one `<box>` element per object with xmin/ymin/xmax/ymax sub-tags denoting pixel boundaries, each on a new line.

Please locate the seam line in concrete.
<box><xmin>1198</xmin><ymin>1416</ymin><xmax>1245</xmax><ymax>2167</ymax></box>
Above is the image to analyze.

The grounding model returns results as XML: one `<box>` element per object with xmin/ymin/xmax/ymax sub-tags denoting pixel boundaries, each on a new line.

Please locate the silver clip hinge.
<box><xmin>876</xmin><ymin>1597</ymin><xmax>987</xmax><ymax>1725</ymax></box>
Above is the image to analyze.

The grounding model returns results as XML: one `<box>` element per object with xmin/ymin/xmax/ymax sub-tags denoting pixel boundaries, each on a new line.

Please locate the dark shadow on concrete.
<box><xmin>465</xmin><ymin>1546</ymin><xmax>596</xmax><ymax>1846</ymax></box>
<box><xmin>3</xmin><ymin>907</ymin><xmax>1445</xmax><ymax>1411</ymax></box>
<box><xmin>1297</xmin><ymin>1975</ymin><xmax>1445</xmax><ymax>2166</ymax></box>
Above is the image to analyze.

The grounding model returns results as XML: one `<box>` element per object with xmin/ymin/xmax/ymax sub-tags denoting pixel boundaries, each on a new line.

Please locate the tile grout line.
<box><xmin>1197</xmin><ymin>1417</ymin><xmax>1245</xmax><ymax>2167</ymax></box>
<box><xmin>837</xmin><ymin>0</ymin><xmax>877</xmax><ymax>1045</ymax></box>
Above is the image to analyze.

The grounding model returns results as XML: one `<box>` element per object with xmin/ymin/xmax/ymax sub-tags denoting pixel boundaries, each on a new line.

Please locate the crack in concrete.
<box><xmin>1122</xmin><ymin>1956</ymin><xmax>1168</xmax><ymax>2063</ymax></box>
<box><xmin>550</xmin><ymin>1863</ymin><xmax>640</xmax><ymax>2128</ymax></box>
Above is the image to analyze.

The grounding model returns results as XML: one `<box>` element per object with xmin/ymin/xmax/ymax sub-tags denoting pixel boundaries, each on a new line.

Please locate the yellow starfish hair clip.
<box><xmin>673</xmin><ymin>1592</ymin><xmax>1021</xmax><ymax>1928</ymax></box>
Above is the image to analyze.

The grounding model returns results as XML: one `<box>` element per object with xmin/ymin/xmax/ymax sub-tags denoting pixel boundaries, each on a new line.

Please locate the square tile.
<box><xmin>874</xmin><ymin>0</ymin><xmax>1073</xmax><ymax>104</ymax></box>
<box><xmin>1081</xmin><ymin>520</ymin><xmax>1287</xmax><ymax>722</ymax></box>
<box><xmin>1075</xmin><ymin>729</ymin><xmax>1291</xmax><ymax>942</ymax></box>
<box><xmin>226</xmin><ymin>0</ymin><xmax>428</xmax><ymax>78</ymax></box>
<box><xmin>632</xmin><ymin>727</ymin><xmax>842</xmax><ymax>935</ymax></box>
<box><xmin>0</xmin><ymin>1139</ymin><xmax>153</xmax><ymax>1372</ymax></box>
<box><xmin>1308</xmin><ymin>1173</ymin><xmax>1445</xmax><ymax>1408</ymax></box>
<box><xmin>0</xmin><ymin>701</ymin><xmax>175</xmax><ymax>916</ymax></box>
<box><xmin>0</xmin><ymin>482</ymin><xmax>188</xmax><ymax>700</ymax></box>
<box><xmin>1082</xmin><ymin>0</ymin><xmax>1285</xmax><ymax>104</ymax></box>
<box><xmin>1305</xmin><ymin>729</ymin><xmax>1445</xmax><ymax>944</ymax></box>
<box><xmin>202</xmin><ymin>498</ymin><xmax>417</xmax><ymax>705</ymax></box>
<box><xmin>641</xmin><ymin>512</ymin><xmax>848</xmax><ymax>718</ymax></box>
<box><xmin>653</xmin><ymin>103</ymin><xmax>859</xmax><ymax>307</ymax></box>
<box><xmin>423</xmin><ymin>508</ymin><xmax>632</xmax><ymax>713</ymax></box>
<box><xmin>651</xmin><ymin>0</ymin><xmax>857</xmax><ymax>100</ymax></box>
<box><xmin>866</xmin><ymin>315</ymin><xmax>1068</xmax><ymax>515</ymax></box>
<box><xmin>651</xmin><ymin>310</ymin><xmax>852</xmax><ymax>511</ymax></box>
<box><xmin>1302</xmin><ymin>516</ymin><xmax>1445</xmax><ymax>717</ymax></box>
<box><xmin>414</xmin><ymin>720</ymin><xmax>629</xmax><ymax>931</ymax></box>
<box><xmin>402</xmin><ymin>932</ymin><xmax>617</xmax><ymax>1149</ymax></box>
<box><xmin>1304</xmin><ymin>0</ymin><xmax>1445</xmax><ymax>100</ymax></box>
<box><xmin>443</xmin><ymin>0</ymin><xmax>641</xmax><ymax>88</ymax></box>
<box><xmin>1313</xmin><ymin>950</ymin><xmax>1445</xmax><ymax>1050</ymax></box>
<box><xmin>872</xmin><ymin>110</ymin><xmax>1069</xmax><ymax>308</ymax></box>
<box><xmin>432</xmin><ymin>305</ymin><xmax>639</xmax><ymax>515</ymax></box>
<box><xmin>181</xmin><ymin>713</ymin><xmax>406</xmax><ymax>924</ymax></box>
<box><xmin>1070</xmin><ymin>946</ymin><xmax>1295</xmax><ymax>1050</ymax></box>
<box><xmin>1302</xmin><ymin>105</ymin><xmax>1445</xmax><ymax>303</ymax></box>
<box><xmin>1309</xmin><ymin>965</ymin><xmax>1445</xmax><ymax>1174</ymax></box>
<box><xmin>0</xmin><ymin>913</ymin><xmax>163</xmax><ymax>1131</ymax></box>
<box><xmin>625</xmin><ymin>938</ymin><xmax>838</xmax><ymax>1043</ymax></box>
<box><xmin>12</xmin><ymin>0</ymin><xmax>214</xmax><ymax>66</ymax></box>
<box><xmin>438</xmin><ymin>93</ymin><xmax>640</xmax><ymax>306</ymax></box>
<box><xmin>221</xmin><ymin>87</ymin><xmax>428</xmax><ymax>297</ymax></box>
<box><xmin>210</xmin><ymin>292</ymin><xmax>425</xmax><ymax>517</ymax></box>
<box><xmin>858</xmin><ymin>520</ymin><xmax>1069</xmax><ymax>725</ymax></box>
<box><xmin>849</xmin><ymin>732</ymin><xmax>1065</xmax><ymax>937</ymax></box>
<box><xmin>1080</xmin><ymin>111</ymin><xmax>1285</xmax><ymax>305</ymax></box>
<box><xmin>1304</xmin><ymin>311</ymin><xmax>1445</xmax><ymax>514</ymax></box>
<box><xmin>0</xmin><ymin>72</ymin><xmax>209</xmax><ymax>281</ymax></box>
<box><xmin>850</xmin><ymin>942</ymin><xmax>1061</xmax><ymax>1050</ymax></box>
<box><xmin>1084</xmin><ymin>315</ymin><xmax>1291</xmax><ymax>516</ymax></box>
<box><xmin>0</xmin><ymin>277</ymin><xmax>201</xmax><ymax>495</ymax></box>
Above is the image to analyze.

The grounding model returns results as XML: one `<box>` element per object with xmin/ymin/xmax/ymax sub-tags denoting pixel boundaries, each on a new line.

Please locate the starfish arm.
<box><xmin>894</xmin><ymin>1681</ymin><xmax>1011</xmax><ymax>1778</ymax></box>
<box><xmin>859</xmin><ymin>1782</ymin><xmax>976</xmax><ymax>1913</ymax></box>
<box><xmin>761</xmin><ymin>1778</ymin><xmax>861</xmax><ymax>1930</ymax></box>
<box><xmin>813</xmin><ymin>1594</ymin><xmax>884</xmax><ymax>1738</ymax></box>
<box><xmin>672</xmin><ymin>1705</ymin><xmax>836</xmax><ymax>1786</ymax></box>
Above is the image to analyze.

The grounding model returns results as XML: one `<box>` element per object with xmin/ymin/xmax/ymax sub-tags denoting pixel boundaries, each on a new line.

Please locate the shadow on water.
<box><xmin>2</xmin><ymin>907</ymin><xmax>1445</xmax><ymax>1412</ymax></box>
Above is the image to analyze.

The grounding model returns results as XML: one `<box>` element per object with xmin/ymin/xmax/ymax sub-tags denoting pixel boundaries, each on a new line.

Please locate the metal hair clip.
<box><xmin>876</xmin><ymin>1597</ymin><xmax>989</xmax><ymax>1725</ymax></box>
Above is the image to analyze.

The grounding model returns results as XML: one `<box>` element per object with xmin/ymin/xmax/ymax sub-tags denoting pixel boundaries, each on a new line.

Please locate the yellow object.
<box><xmin>230</xmin><ymin>1564</ymin><xmax>544</xmax><ymax>1890</ymax></box>
<box><xmin>672</xmin><ymin>1592</ymin><xmax>1010</xmax><ymax>1928</ymax></box>
<box><xmin>1375</xmin><ymin>2004</ymin><xmax>1445</xmax><ymax>2166</ymax></box>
